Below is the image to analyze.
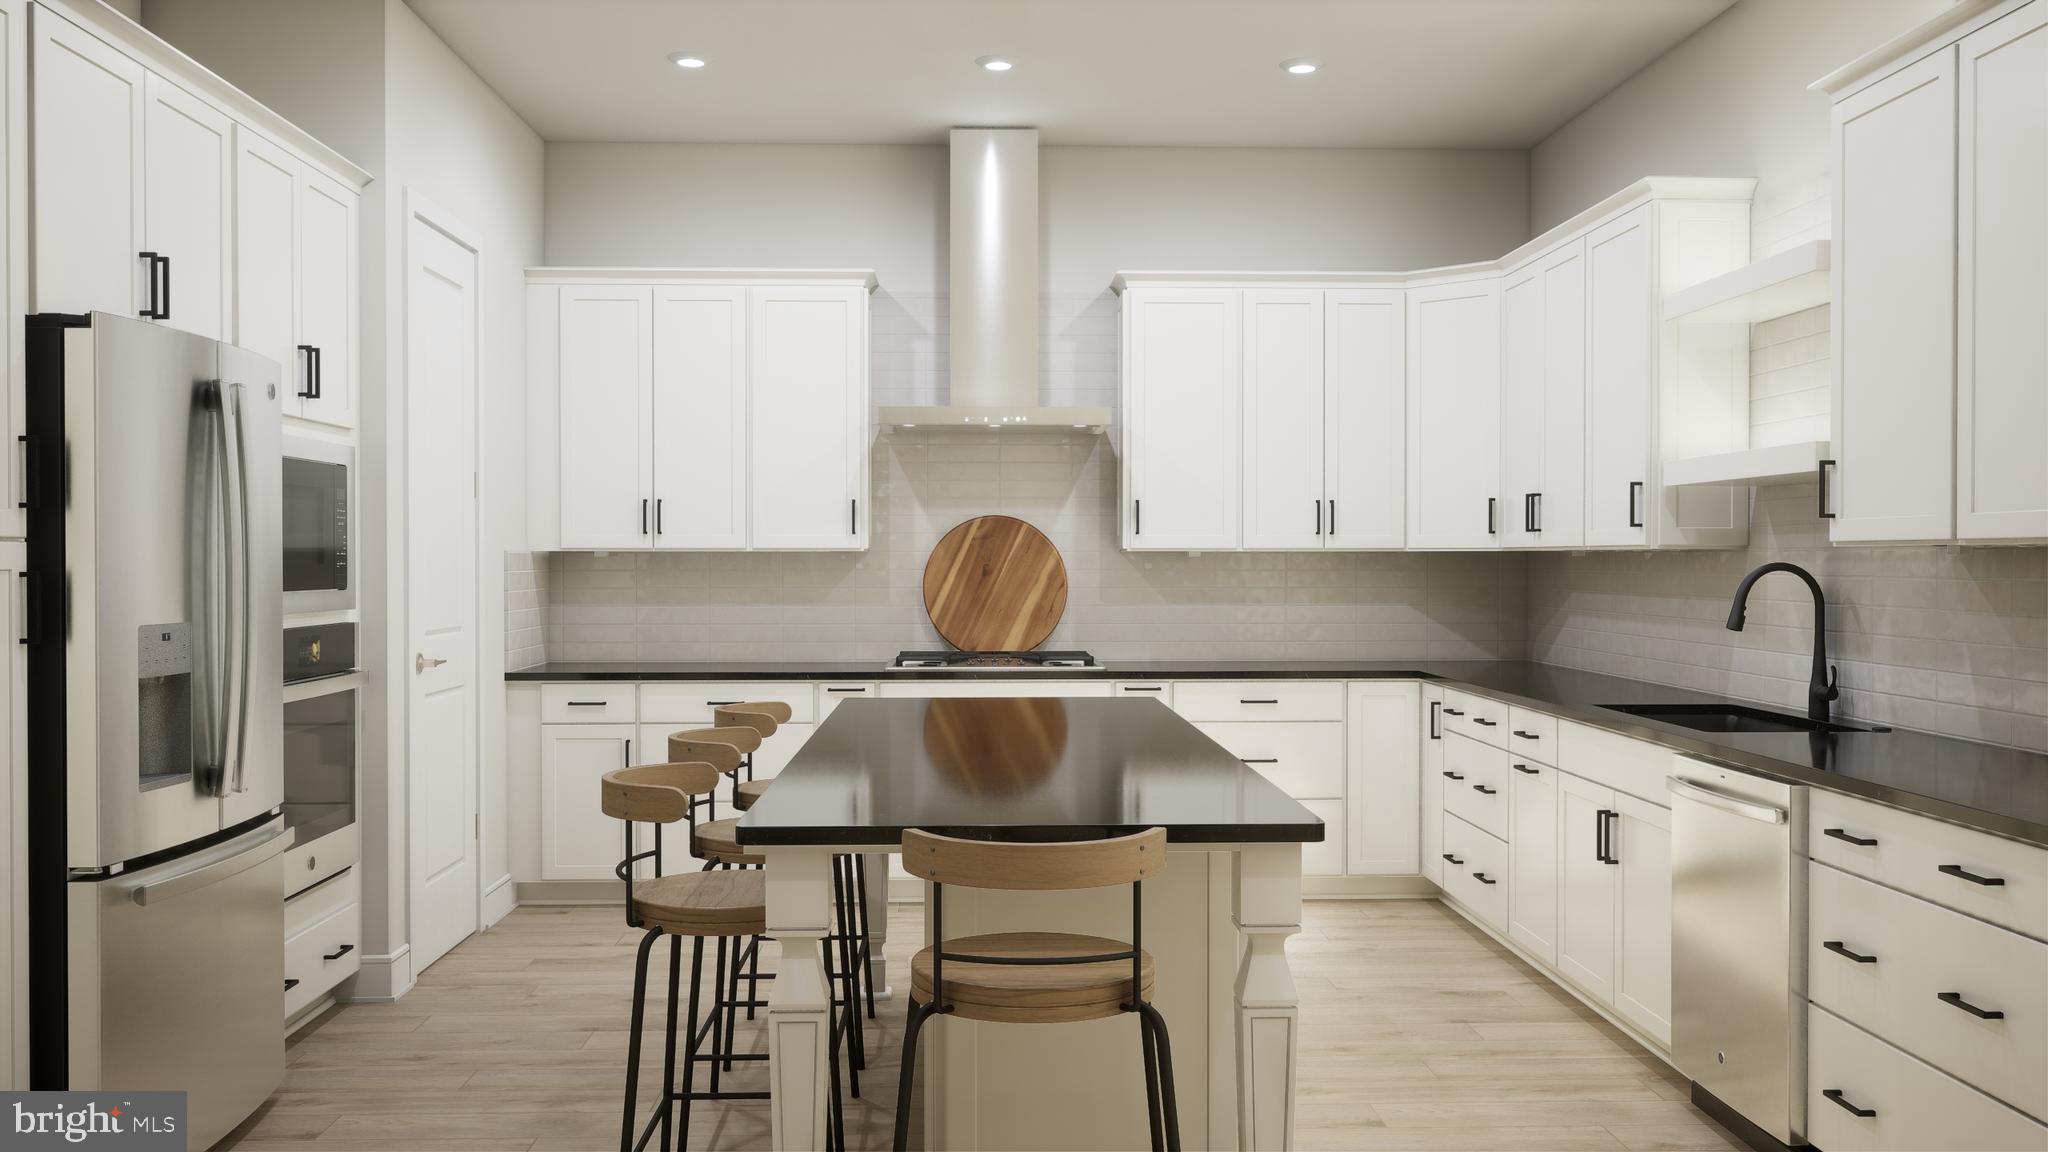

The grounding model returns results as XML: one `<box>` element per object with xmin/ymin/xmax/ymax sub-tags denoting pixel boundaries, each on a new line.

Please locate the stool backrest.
<box><xmin>668</xmin><ymin>728</ymin><xmax>755</xmax><ymax>767</ymax></box>
<box><xmin>714</xmin><ymin>703</ymin><xmax>786</xmax><ymax>738</ymax></box>
<box><xmin>901</xmin><ymin>828</ymin><xmax>1165</xmax><ymax>891</ymax></box>
<box><xmin>601</xmin><ymin>762</ymin><xmax>721</xmax><ymax>824</ymax></box>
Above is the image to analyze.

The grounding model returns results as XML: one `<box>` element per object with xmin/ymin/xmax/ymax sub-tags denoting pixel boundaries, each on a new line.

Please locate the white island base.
<box><xmin>758</xmin><ymin>843</ymin><xmax>1306</xmax><ymax>1151</ymax></box>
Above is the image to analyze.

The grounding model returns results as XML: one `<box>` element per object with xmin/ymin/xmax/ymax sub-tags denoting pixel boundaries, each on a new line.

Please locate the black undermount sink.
<box><xmin>1600</xmin><ymin>702</ymin><xmax>1873</xmax><ymax>736</ymax></box>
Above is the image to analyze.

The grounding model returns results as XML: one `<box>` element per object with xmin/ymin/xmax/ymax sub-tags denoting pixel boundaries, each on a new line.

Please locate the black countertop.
<box><xmin>732</xmin><ymin>696</ymin><xmax>1325</xmax><ymax>846</ymax></box>
<box><xmin>510</xmin><ymin>659</ymin><xmax>2048</xmax><ymax>847</ymax></box>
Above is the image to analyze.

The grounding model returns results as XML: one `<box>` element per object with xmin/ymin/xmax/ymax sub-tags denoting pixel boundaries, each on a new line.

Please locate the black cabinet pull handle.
<box><xmin>1512</xmin><ymin>729</ymin><xmax>1540</xmax><ymax>740</ymax></box>
<box><xmin>1428</xmin><ymin>700</ymin><xmax>1441</xmax><ymax>739</ymax></box>
<box><xmin>1314</xmin><ymin>498</ymin><xmax>1322</xmax><ymax>536</ymax></box>
<box><xmin>1524</xmin><ymin>492</ymin><xmax>1542</xmax><ymax>533</ymax></box>
<box><xmin>1121</xmin><ymin>686</ymin><xmax>1162</xmax><ymax>692</ymax></box>
<box><xmin>1487</xmin><ymin>496</ymin><xmax>1497</xmax><ymax>535</ymax></box>
<box><xmin>826</xmin><ymin>687</ymin><xmax>869</xmax><ymax>693</ymax></box>
<box><xmin>641</xmin><ymin>498</ymin><xmax>649</xmax><ymax>535</ymax></box>
<box><xmin>138</xmin><ymin>251</ymin><xmax>161</xmax><ymax>318</ymax></box>
<box><xmin>706</xmin><ymin>700</ymin><xmax>741</xmax><ymax>707</ymax></box>
<box><xmin>565</xmin><ymin>700</ymin><xmax>608</xmax><ymax>707</ymax></box>
<box><xmin>18</xmin><ymin>572</ymin><xmax>37</xmax><ymax>647</ymax></box>
<box><xmin>1442</xmin><ymin>771</ymin><xmax>1464</xmax><ymax>781</ymax></box>
<box><xmin>1239</xmin><ymin>698</ymin><xmax>1279</xmax><ymax>705</ymax></box>
<box><xmin>1938</xmin><ymin>991</ymin><xmax>2004</xmax><ymax>1019</ymax></box>
<box><xmin>1824</xmin><ymin>827</ymin><xmax>1877</xmax><ymax>847</ymax></box>
<box><xmin>1628</xmin><ymin>480</ymin><xmax>1644</xmax><ymax>528</ymax></box>
<box><xmin>1441</xmin><ymin>853</ymin><xmax>1463</xmax><ymax>865</ymax></box>
<box><xmin>160</xmin><ymin>254</ymin><xmax>171</xmax><ymax>319</ymax></box>
<box><xmin>323</xmin><ymin>943</ymin><xmax>355</xmax><ymax>961</ymax></box>
<box><xmin>1472</xmin><ymin>784</ymin><xmax>1497</xmax><ymax>795</ymax></box>
<box><xmin>1442</xmin><ymin>708</ymin><xmax>1465</xmax><ymax>717</ymax></box>
<box><xmin>1823</xmin><ymin>940</ymin><xmax>1877</xmax><ymax>964</ymax></box>
<box><xmin>1328</xmin><ymin>499</ymin><xmax>1336</xmax><ymax>535</ymax></box>
<box><xmin>1241</xmin><ymin>758</ymin><xmax>1280</xmax><ymax>765</ymax></box>
<box><xmin>850</xmin><ymin>497</ymin><xmax>857</xmax><ymax>535</ymax></box>
<box><xmin>311</xmin><ymin>345</ymin><xmax>322</xmax><ymax>399</ymax></box>
<box><xmin>1473</xmin><ymin>872</ymin><xmax>1497</xmax><ymax>885</ymax></box>
<box><xmin>1603</xmin><ymin>810</ymin><xmax>1620</xmax><ymax>865</ymax></box>
<box><xmin>1822</xmin><ymin>1089</ymin><xmax>1875</xmax><ymax>1118</ymax></box>
<box><xmin>285</xmin><ymin>978</ymin><xmax>300</xmax><ymax>991</ymax></box>
<box><xmin>297</xmin><ymin>344</ymin><xmax>317</xmax><ymax>399</ymax></box>
<box><xmin>624</xmin><ymin>738</ymin><xmax>631</xmax><ymax>766</ymax></box>
<box><xmin>655</xmin><ymin>499</ymin><xmax>663</xmax><ymax>535</ymax></box>
<box><xmin>1939</xmin><ymin>863</ymin><xmax>2005</xmax><ymax>886</ymax></box>
<box><xmin>1134</xmin><ymin>498</ymin><xmax>1141</xmax><ymax>535</ymax></box>
<box><xmin>1512</xmin><ymin>763</ymin><xmax>1538</xmax><ymax>775</ymax></box>
<box><xmin>1471</xmin><ymin>717</ymin><xmax>1497</xmax><ymax>727</ymax></box>
<box><xmin>1817</xmin><ymin>459</ymin><xmax>1836</xmax><ymax>519</ymax></box>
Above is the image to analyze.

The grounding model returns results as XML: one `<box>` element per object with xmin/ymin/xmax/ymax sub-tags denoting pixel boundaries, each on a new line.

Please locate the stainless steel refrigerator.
<box><xmin>25</xmin><ymin>312</ymin><xmax>288</xmax><ymax>1149</ymax></box>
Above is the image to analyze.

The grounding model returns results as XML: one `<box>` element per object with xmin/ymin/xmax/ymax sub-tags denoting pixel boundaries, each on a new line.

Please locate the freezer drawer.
<box><xmin>66</xmin><ymin>819</ymin><xmax>288</xmax><ymax>1150</ymax></box>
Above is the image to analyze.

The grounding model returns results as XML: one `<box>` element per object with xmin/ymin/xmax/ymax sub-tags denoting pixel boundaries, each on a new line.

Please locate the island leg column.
<box><xmin>1233</xmin><ymin>842</ymin><xmax>1303</xmax><ymax>1151</ymax></box>
<box><xmin>763</xmin><ymin>846</ymin><xmax>836</xmax><ymax>1151</ymax></box>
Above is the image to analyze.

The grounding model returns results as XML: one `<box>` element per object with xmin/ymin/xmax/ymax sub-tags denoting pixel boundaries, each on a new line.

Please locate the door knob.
<box><xmin>416</xmin><ymin>653</ymin><xmax>447</xmax><ymax>673</ymax></box>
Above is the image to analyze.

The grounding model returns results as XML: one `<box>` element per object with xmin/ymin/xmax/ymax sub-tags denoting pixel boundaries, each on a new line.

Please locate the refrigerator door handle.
<box><xmin>227</xmin><ymin>383</ymin><xmax>253</xmax><ymax>794</ymax></box>
<box><xmin>131</xmin><ymin>823</ymin><xmax>292</xmax><ymax>906</ymax></box>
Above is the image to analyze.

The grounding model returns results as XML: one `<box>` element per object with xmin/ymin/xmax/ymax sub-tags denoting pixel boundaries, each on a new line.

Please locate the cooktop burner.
<box><xmin>887</xmin><ymin>650</ymin><xmax>1102</xmax><ymax>671</ymax></box>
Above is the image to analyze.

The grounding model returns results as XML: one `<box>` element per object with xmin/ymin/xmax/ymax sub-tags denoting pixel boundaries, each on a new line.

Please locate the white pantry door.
<box><xmin>406</xmin><ymin>202</ymin><xmax>479</xmax><ymax>974</ymax></box>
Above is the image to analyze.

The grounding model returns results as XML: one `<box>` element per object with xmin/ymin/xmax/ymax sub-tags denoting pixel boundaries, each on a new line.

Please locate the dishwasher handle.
<box><xmin>1669</xmin><ymin>777</ymin><xmax>1787</xmax><ymax>824</ymax></box>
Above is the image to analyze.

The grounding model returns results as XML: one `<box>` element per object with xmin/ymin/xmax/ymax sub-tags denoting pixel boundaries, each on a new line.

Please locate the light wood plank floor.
<box><xmin>220</xmin><ymin>899</ymin><xmax>1741</xmax><ymax>1152</ymax></box>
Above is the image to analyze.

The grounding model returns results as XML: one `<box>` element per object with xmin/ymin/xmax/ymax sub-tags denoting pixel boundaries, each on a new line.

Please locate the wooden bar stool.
<box><xmin>893</xmin><ymin>827</ymin><xmax>1180</xmax><ymax>1152</ymax></box>
<box><xmin>602</xmin><ymin>761</ymin><xmax>857</xmax><ymax>1152</ymax></box>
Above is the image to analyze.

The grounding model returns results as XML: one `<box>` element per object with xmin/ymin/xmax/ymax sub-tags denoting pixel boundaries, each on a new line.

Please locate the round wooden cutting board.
<box><xmin>922</xmin><ymin>515</ymin><xmax>1069</xmax><ymax>652</ymax></box>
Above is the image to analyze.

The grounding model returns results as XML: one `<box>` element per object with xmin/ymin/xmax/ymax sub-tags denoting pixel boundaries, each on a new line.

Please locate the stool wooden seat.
<box><xmin>910</xmin><ymin>932</ymin><xmax>1155</xmax><ymax>1023</ymax></box>
<box><xmin>691</xmin><ymin>817</ymin><xmax>766</xmax><ymax>867</ymax></box>
<box><xmin>734</xmin><ymin>778</ymin><xmax>771</xmax><ymax>811</ymax></box>
<box><xmin>633</xmin><ymin>870</ymin><xmax>765</xmax><ymax>937</ymax></box>
<box><xmin>715</xmin><ymin>702</ymin><xmax>788</xmax><ymax>738</ymax></box>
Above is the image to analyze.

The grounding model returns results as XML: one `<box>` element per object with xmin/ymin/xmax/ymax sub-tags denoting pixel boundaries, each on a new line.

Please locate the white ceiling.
<box><xmin>406</xmin><ymin>0</ymin><xmax>1736</xmax><ymax>148</ymax></box>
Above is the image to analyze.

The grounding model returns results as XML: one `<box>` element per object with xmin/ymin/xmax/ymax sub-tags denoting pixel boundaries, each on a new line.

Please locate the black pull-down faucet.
<box><xmin>1726</xmin><ymin>561</ymin><xmax>1840</xmax><ymax>724</ymax></box>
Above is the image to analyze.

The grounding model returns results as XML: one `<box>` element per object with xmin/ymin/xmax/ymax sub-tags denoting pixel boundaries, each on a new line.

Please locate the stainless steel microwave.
<box><xmin>282</xmin><ymin>434</ymin><xmax>352</xmax><ymax>613</ymax></box>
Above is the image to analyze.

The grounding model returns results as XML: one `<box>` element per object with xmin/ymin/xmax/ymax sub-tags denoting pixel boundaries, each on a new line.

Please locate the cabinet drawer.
<box><xmin>1808</xmin><ymin>1005</ymin><xmax>2048</xmax><ymax>1152</ymax></box>
<box><xmin>285</xmin><ymin>898</ymin><xmax>360</xmax><ymax>1021</ymax></box>
<box><xmin>284</xmin><ymin>868</ymin><xmax>357</xmax><ymax>937</ymax></box>
<box><xmin>1113</xmin><ymin>682</ymin><xmax>1173</xmax><ymax>705</ymax></box>
<box><xmin>1442</xmin><ymin>732</ymin><xmax>1510</xmax><ymax>841</ymax></box>
<box><xmin>816</xmin><ymin>682</ymin><xmax>876</xmax><ymax>721</ymax></box>
<box><xmin>1557</xmin><ymin>721</ymin><xmax>1673</xmax><ymax>805</ymax></box>
<box><xmin>1442</xmin><ymin>814</ymin><xmax>1508</xmax><ymax>931</ymax></box>
<box><xmin>1809</xmin><ymin>862</ymin><xmax>2047</xmax><ymax>1116</ymax></box>
<box><xmin>1172</xmin><ymin>681</ymin><xmax>1344</xmax><ymax>723</ymax></box>
<box><xmin>1441</xmin><ymin>689</ymin><xmax>1509</xmax><ymax>747</ymax></box>
<box><xmin>1194</xmin><ymin>721</ymin><xmax>1343</xmax><ymax>800</ymax></box>
<box><xmin>540</xmin><ymin>684</ymin><xmax>637</xmax><ymax>724</ymax></box>
<box><xmin>1810</xmin><ymin>789</ymin><xmax>2047</xmax><ymax>940</ymax></box>
<box><xmin>1506</xmin><ymin>707</ymin><xmax>1558</xmax><ymax>763</ymax></box>
<box><xmin>1300</xmin><ymin>797</ymin><xmax>1344</xmax><ymax>878</ymax></box>
<box><xmin>641</xmin><ymin>683</ymin><xmax>815</xmax><ymax>725</ymax></box>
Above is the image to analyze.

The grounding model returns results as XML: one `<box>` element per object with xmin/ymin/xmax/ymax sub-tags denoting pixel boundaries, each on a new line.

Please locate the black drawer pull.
<box><xmin>1823</xmin><ymin>827</ymin><xmax>1877</xmax><ymax>847</ymax></box>
<box><xmin>1442</xmin><ymin>771</ymin><xmax>1465</xmax><ymax>781</ymax></box>
<box><xmin>565</xmin><ymin>700</ymin><xmax>609</xmax><ymax>707</ymax></box>
<box><xmin>1122</xmin><ymin>686</ymin><xmax>1162</xmax><ymax>692</ymax></box>
<box><xmin>1471</xmin><ymin>717</ymin><xmax>1498</xmax><ymax>727</ymax></box>
<box><xmin>1512</xmin><ymin>764</ymin><xmax>1539</xmax><ymax>775</ymax></box>
<box><xmin>1442</xmin><ymin>708</ymin><xmax>1465</xmax><ymax>716</ymax></box>
<box><xmin>1512</xmin><ymin>729</ymin><xmax>1540</xmax><ymax>740</ymax></box>
<box><xmin>1823</xmin><ymin>940</ymin><xmax>1877</xmax><ymax>964</ymax></box>
<box><xmin>1242</xmin><ymin>758</ymin><xmax>1280</xmax><ymax>765</ymax></box>
<box><xmin>323</xmin><ymin>943</ymin><xmax>355</xmax><ymax>962</ymax></box>
<box><xmin>284</xmin><ymin>978</ymin><xmax>300</xmax><ymax>991</ymax></box>
<box><xmin>1441</xmin><ymin>853</ymin><xmax>1464</xmax><ymax>865</ymax></box>
<box><xmin>1472</xmin><ymin>784</ymin><xmax>1497</xmax><ymax>795</ymax></box>
<box><xmin>1473</xmin><ymin>872</ymin><xmax>1497</xmax><ymax>885</ymax></box>
<box><xmin>706</xmin><ymin>700</ymin><xmax>741</xmax><ymax>707</ymax></box>
<box><xmin>1822</xmin><ymin>1089</ymin><xmax>1875</xmax><ymax>1118</ymax></box>
<box><xmin>826</xmin><ymin>687</ymin><xmax>869</xmax><ymax>693</ymax></box>
<box><xmin>1938</xmin><ymin>863</ymin><xmax>2005</xmax><ymax>886</ymax></box>
<box><xmin>1938</xmin><ymin>991</ymin><xmax>2004</xmax><ymax>1019</ymax></box>
<box><xmin>1239</xmin><ymin>698</ymin><xmax>1279</xmax><ymax>705</ymax></box>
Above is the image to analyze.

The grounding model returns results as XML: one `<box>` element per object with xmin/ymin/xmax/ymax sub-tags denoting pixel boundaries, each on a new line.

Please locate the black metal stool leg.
<box><xmin>619</xmin><ymin>929</ymin><xmax>659</xmax><ymax>1152</ymax></box>
<box><xmin>708</xmin><ymin>937</ymin><xmax>727</xmax><ymax>1095</ymax></box>
<box><xmin>745</xmin><ymin>923</ymin><xmax>763</xmax><ymax>1020</ymax></box>
<box><xmin>892</xmin><ymin>998</ymin><xmax>933</xmax><ymax>1152</ymax></box>
<box><xmin>1140</xmin><ymin>1003</ymin><xmax>1182</xmax><ymax>1152</ymax></box>
<box><xmin>1139</xmin><ymin>1008</ymin><xmax>1164</xmax><ymax>1152</ymax></box>
<box><xmin>855</xmin><ymin>854</ymin><xmax>877</xmax><ymax>1020</ymax></box>
<box><xmin>677</xmin><ymin>938</ymin><xmax>704</xmax><ymax>1148</ymax></box>
<box><xmin>722</xmin><ymin>931</ymin><xmax>743</xmax><ymax>1072</ymax></box>
<box><xmin>660</xmin><ymin>935</ymin><xmax>681</xmax><ymax>1152</ymax></box>
<box><xmin>825</xmin><ymin>931</ymin><xmax>847</xmax><ymax>1152</ymax></box>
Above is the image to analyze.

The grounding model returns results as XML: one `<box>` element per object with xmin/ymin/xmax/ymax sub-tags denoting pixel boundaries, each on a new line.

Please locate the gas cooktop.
<box><xmin>886</xmin><ymin>650</ymin><xmax>1102</xmax><ymax>672</ymax></box>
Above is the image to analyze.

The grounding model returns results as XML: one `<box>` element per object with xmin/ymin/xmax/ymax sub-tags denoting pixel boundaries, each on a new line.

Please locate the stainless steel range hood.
<box><xmin>879</xmin><ymin>128</ymin><xmax>1111</xmax><ymax>433</ymax></box>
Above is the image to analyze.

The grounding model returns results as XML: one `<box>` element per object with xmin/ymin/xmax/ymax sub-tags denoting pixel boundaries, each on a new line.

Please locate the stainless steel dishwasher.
<box><xmin>1670</xmin><ymin>758</ymin><xmax>1807</xmax><ymax>1149</ymax></box>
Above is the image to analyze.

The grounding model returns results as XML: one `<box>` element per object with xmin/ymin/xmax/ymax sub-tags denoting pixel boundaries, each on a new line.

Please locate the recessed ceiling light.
<box><xmin>976</xmin><ymin>55</ymin><xmax>1014</xmax><ymax>72</ymax></box>
<box><xmin>668</xmin><ymin>52</ymin><xmax>707</xmax><ymax>69</ymax></box>
<box><xmin>1281</xmin><ymin>58</ymin><xmax>1319</xmax><ymax>75</ymax></box>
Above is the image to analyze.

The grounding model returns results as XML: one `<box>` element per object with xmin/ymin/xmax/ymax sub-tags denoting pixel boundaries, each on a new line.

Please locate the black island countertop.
<box><xmin>509</xmin><ymin>658</ymin><xmax>2048</xmax><ymax>848</ymax></box>
<box><xmin>732</xmin><ymin>695</ymin><xmax>1325</xmax><ymax>846</ymax></box>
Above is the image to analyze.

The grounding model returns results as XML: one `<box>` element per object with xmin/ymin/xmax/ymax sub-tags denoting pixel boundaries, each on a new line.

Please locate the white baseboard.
<box><xmin>516</xmin><ymin>879</ymin><xmax>627</xmax><ymax>904</ymax></box>
<box><xmin>343</xmin><ymin>944</ymin><xmax>414</xmax><ymax>1003</ymax></box>
<box><xmin>482</xmin><ymin>873</ymin><xmax>517</xmax><ymax>927</ymax></box>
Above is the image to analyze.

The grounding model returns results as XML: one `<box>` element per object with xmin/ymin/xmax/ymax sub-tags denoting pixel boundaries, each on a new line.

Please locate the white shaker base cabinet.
<box><xmin>1345</xmin><ymin>681</ymin><xmax>1420</xmax><ymax>875</ymax></box>
<box><xmin>1555</xmin><ymin>768</ymin><xmax>1621</xmax><ymax>1005</ymax></box>
<box><xmin>539</xmin><ymin>723</ymin><xmax>634</xmax><ymax>881</ymax></box>
<box><xmin>1505</xmin><ymin>757</ymin><xmax>1560</xmax><ymax>965</ymax></box>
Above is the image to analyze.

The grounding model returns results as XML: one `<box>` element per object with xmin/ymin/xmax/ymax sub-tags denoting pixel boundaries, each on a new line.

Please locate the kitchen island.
<box><xmin>735</xmin><ymin>695</ymin><xmax>1324</xmax><ymax>1152</ymax></box>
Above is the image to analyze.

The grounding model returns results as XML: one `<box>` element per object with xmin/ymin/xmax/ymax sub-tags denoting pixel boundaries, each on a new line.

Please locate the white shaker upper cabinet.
<box><xmin>1830</xmin><ymin>49</ymin><xmax>1958</xmax><ymax>543</ymax></box>
<box><xmin>1501</xmin><ymin>240</ymin><xmax>1587</xmax><ymax>549</ymax></box>
<box><xmin>295</xmin><ymin>168</ymin><xmax>357</xmax><ymax>429</ymax></box>
<box><xmin>1957</xmin><ymin>5</ymin><xmax>2048</xmax><ymax>542</ymax></box>
<box><xmin>141</xmin><ymin>72</ymin><xmax>230</xmax><ymax>341</ymax></box>
<box><xmin>652</xmin><ymin>286</ymin><xmax>747</xmax><ymax>550</ymax></box>
<box><xmin>1406</xmin><ymin>278</ymin><xmax>1502</xmax><ymax>550</ymax></box>
<box><xmin>557</xmin><ymin>285</ymin><xmax>653</xmax><ymax>550</ymax></box>
<box><xmin>1241</xmin><ymin>288</ymin><xmax>1325</xmax><ymax>550</ymax></box>
<box><xmin>231</xmin><ymin>128</ymin><xmax>298</xmax><ymax>400</ymax></box>
<box><xmin>1124</xmin><ymin>287</ymin><xmax>1241</xmax><ymax>550</ymax></box>
<box><xmin>31</xmin><ymin>8</ymin><xmax>145</xmax><ymax>319</ymax></box>
<box><xmin>748</xmin><ymin>285</ymin><xmax>867</xmax><ymax>550</ymax></box>
<box><xmin>0</xmin><ymin>0</ymin><xmax>20</xmax><ymax>541</ymax></box>
<box><xmin>1583</xmin><ymin>207</ymin><xmax>1655</xmax><ymax>547</ymax></box>
<box><xmin>1324</xmin><ymin>289</ymin><xmax>1407</xmax><ymax>549</ymax></box>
